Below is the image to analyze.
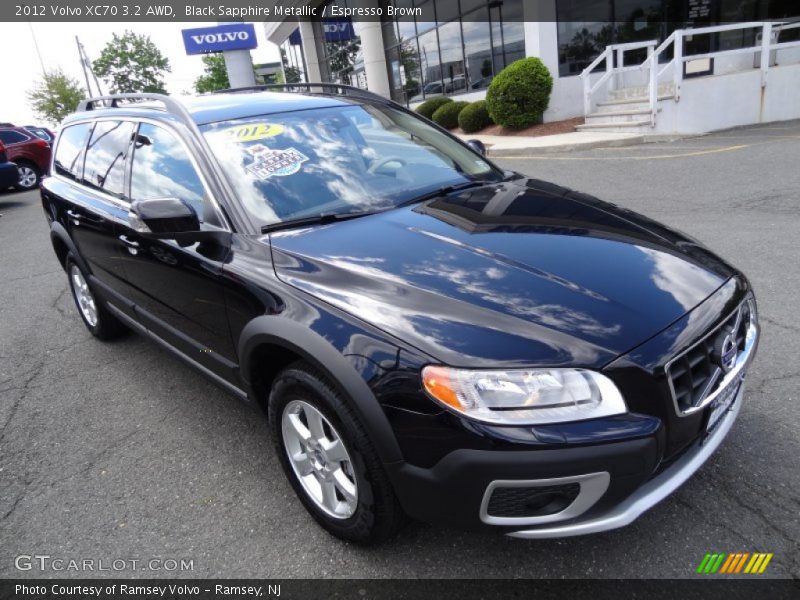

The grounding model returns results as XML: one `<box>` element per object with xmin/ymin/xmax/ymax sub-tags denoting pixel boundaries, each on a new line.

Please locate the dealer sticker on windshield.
<box><xmin>223</xmin><ymin>123</ymin><xmax>285</xmax><ymax>142</ymax></box>
<box><xmin>245</xmin><ymin>144</ymin><xmax>309</xmax><ymax>179</ymax></box>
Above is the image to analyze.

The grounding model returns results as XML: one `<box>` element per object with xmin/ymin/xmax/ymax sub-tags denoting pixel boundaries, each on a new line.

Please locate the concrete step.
<box><xmin>575</xmin><ymin>120</ymin><xmax>652</xmax><ymax>133</ymax></box>
<box><xmin>585</xmin><ymin>108</ymin><xmax>653</xmax><ymax>124</ymax></box>
<box><xmin>610</xmin><ymin>82</ymin><xmax>675</xmax><ymax>100</ymax></box>
<box><xmin>596</xmin><ymin>95</ymin><xmax>674</xmax><ymax>111</ymax></box>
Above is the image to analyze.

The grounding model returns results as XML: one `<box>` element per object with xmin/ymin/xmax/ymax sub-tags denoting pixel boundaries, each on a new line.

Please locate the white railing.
<box><xmin>581</xmin><ymin>20</ymin><xmax>800</xmax><ymax>127</ymax></box>
<box><xmin>579</xmin><ymin>40</ymin><xmax>657</xmax><ymax>116</ymax></box>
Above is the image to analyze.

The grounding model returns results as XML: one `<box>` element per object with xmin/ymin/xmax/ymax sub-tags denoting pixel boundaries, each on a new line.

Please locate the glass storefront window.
<box><xmin>438</xmin><ymin>20</ymin><xmax>466</xmax><ymax>94</ymax></box>
<box><xmin>555</xmin><ymin>0</ymin><xmax>800</xmax><ymax>77</ymax></box>
<box><xmin>320</xmin><ymin>0</ymin><xmax>367</xmax><ymax>88</ymax></box>
<box><xmin>418</xmin><ymin>27</ymin><xmax>442</xmax><ymax>98</ymax></box>
<box><xmin>280</xmin><ymin>30</ymin><xmax>307</xmax><ymax>84</ymax></box>
<box><xmin>462</xmin><ymin>16</ymin><xmax>494</xmax><ymax>91</ymax></box>
<box><xmin>382</xmin><ymin>0</ymin><xmax>525</xmax><ymax>105</ymax></box>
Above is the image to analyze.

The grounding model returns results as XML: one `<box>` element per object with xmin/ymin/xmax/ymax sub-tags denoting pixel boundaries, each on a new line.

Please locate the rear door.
<box><xmin>115</xmin><ymin>121</ymin><xmax>237</xmax><ymax>383</ymax></box>
<box><xmin>49</xmin><ymin>121</ymin><xmax>132</xmax><ymax>306</ymax></box>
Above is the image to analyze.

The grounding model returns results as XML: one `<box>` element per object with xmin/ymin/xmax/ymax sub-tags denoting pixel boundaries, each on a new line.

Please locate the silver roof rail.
<box><xmin>76</xmin><ymin>93</ymin><xmax>196</xmax><ymax>129</ymax></box>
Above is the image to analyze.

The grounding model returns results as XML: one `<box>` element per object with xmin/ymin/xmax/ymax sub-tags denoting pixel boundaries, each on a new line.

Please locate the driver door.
<box><xmin>117</xmin><ymin>121</ymin><xmax>237</xmax><ymax>383</ymax></box>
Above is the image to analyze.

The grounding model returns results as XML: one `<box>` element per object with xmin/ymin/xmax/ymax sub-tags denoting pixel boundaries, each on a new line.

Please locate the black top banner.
<box><xmin>3</xmin><ymin>0</ymin><xmax>798</xmax><ymax>22</ymax></box>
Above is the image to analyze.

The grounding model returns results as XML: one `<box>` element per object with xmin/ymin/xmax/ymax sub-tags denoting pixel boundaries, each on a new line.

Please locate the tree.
<box><xmin>26</xmin><ymin>69</ymin><xmax>85</xmax><ymax>125</ymax></box>
<box><xmin>275</xmin><ymin>66</ymin><xmax>301</xmax><ymax>84</ymax></box>
<box><xmin>327</xmin><ymin>39</ymin><xmax>361</xmax><ymax>81</ymax></box>
<box><xmin>194</xmin><ymin>54</ymin><xmax>230</xmax><ymax>93</ymax></box>
<box><xmin>93</xmin><ymin>30</ymin><xmax>171</xmax><ymax>94</ymax></box>
<box><xmin>276</xmin><ymin>48</ymin><xmax>302</xmax><ymax>84</ymax></box>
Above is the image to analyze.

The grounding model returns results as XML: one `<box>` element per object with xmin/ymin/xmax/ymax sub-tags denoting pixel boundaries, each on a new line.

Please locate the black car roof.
<box><xmin>64</xmin><ymin>90</ymin><xmax>367</xmax><ymax>128</ymax></box>
<box><xmin>181</xmin><ymin>92</ymin><xmax>354</xmax><ymax>124</ymax></box>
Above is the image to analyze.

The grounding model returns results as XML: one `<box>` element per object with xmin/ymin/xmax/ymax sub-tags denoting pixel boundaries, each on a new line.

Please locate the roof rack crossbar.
<box><xmin>76</xmin><ymin>93</ymin><xmax>196</xmax><ymax>129</ymax></box>
<box><xmin>211</xmin><ymin>83</ymin><xmax>396</xmax><ymax>105</ymax></box>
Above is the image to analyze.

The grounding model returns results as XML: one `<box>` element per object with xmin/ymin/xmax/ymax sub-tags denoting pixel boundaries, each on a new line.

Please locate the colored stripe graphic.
<box><xmin>710</xmin><ymin>554</ymin><xmax>726</xmax><ymax>573</ymax></box>
<box><xmin>734</xmin><ymin>553</ymin><xmax>750</xmax><ymax>573</ymax></box>
<box><xmin>700</xmin><ymin>553</ymin><xmax>773</xmax><ymax>574</ymax></box>
<box><xmin>720</xmin><ymin>554</ymin><xmax>737</xmax><ymax>573</ymax></box>
<box><xmin>697</xmin><ymin>554</ymin><xmax>713</xmax><ymax>574</ymax></box>
<box><xmin>758</xmin><ymin>554</ymin><xmax>773</xmax><ymax>573</ymax></box>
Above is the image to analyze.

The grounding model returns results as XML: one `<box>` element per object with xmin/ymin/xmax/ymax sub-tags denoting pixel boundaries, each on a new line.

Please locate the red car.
<box><xmin>0</xmin><ymin>126</ymin><xmax>52</xmax><ymax>191</ymax></box>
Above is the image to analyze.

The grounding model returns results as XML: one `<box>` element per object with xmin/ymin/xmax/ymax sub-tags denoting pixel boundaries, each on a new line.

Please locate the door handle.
<box><xmin>118</xmin><ymin>234</ymin><xmax>140</xmax><ymax>254</ymax></box>
<box><xmin>66</xmin><ymin>209</ymin><xmax>82</xmax><ymax>224</ymax></box>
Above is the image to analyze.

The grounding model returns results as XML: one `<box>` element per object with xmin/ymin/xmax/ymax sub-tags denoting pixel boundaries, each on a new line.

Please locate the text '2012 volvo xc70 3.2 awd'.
<box><xmin>41</xmin><ymin>85</ymin><xmax>758</xmax><ymax>544</ymax></box>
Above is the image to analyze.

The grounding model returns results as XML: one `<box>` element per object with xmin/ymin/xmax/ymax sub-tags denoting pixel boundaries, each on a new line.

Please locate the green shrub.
<box><xmin>415</xmin><ymin>96</ymin><xmax>452</xmax><ymax>120</ymax></box>
<box><xmin>458</xmin><ymin>100</ymin><xmax>493</xmax><ymax>133</ymax></box>
<box><xmin>431</xmin><ymin>101</ymin><xmax>470</xmax><ymax>129</ymax></box>
<box><xmin>486</xmin><ymin>58</ymin><xmax>553</xmax><ymax>129</ymax></box>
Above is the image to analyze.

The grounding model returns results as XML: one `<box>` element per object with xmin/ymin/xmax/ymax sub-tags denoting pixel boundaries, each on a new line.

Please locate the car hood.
<box><xmin>270</xmin><ymin>178</ymin><xmax>735</xmax><ymax>368</ymax></box>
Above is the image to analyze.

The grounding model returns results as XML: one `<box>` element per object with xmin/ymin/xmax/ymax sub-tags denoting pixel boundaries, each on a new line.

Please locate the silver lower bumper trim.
<box><xmin>507</xmin><ymin>384</ymin><xmax>744</xmax><ymax>539</ymax></box>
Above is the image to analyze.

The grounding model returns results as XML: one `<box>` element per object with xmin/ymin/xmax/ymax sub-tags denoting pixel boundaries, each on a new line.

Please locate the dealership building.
<box><xmin>264</xmin><ymin>0</ymin><xmax>799</xmax><ymax>126</ymax></box>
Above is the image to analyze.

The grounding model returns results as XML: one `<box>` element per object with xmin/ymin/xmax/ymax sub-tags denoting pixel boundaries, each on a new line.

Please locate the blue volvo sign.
<box><xmin>289</xmin><ymin>20</ymin><xmax>355</xmax><ymax>45</ymax></box>
<box><xmin>181</xmin><ymin>23</ymin><xmax>257</xmax><ymax>55</ymax></box>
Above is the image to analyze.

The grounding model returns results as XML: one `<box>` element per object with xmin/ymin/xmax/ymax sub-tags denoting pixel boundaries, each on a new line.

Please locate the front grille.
<box><xmin>486</xmin><ymin>484</ymin><xmax>580</xmax><ymax>518</ymax></box>
<box><xmin>666</xmin><ymin>300</ymin><xmax>753</xmax><ymax>413</ymax></box>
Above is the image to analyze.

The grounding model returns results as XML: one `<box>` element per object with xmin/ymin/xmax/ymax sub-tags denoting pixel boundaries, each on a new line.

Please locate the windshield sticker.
<box><xmin>224</xmin><ymin>123</ymin><xmax>285</xmax><ymax>142</ymax></box>
<box><xmin>245</xmin><ymin>145</ymin><xmax>309</xmax><ymax>179</ymax></box>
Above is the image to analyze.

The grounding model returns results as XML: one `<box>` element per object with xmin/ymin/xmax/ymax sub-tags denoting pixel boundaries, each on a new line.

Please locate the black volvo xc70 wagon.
<box><xmin>41</xmin><ymin>86</ymin><xmax>758</xmax><ymax>544</ymax></box>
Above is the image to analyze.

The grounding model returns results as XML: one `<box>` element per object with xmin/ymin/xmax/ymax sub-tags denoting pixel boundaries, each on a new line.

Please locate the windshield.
<box><xmin>201</xmin><ymin>102</ymin><xmax>501</xmax><ymax>227</ymax></box>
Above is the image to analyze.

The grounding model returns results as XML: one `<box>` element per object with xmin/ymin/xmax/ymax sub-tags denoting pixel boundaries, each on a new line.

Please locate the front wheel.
<box><xmin>269</xmin><ymin>363</ymin><xmax>405</xmax><ymax>544</ymax></box>
<box><xmin>15</xmin><ymin>163</ymin><xmax>40</xmax><ymax>191</ymax></box>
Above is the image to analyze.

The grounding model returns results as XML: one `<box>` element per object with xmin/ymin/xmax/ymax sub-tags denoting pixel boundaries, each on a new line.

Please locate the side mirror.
<box><xmin>466</xmin><ymin>139</ymin><xmax>487</xmax><ymax>156</ymax></box>
<box><xmin>129</xmin><ymin>197</ymin><xmax>199</xmax><ymax>235</ymax></box>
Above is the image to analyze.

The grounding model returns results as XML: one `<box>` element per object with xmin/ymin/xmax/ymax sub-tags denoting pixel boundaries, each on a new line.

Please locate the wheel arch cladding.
<box><xmin>50</xmin><ymin>223</ymin><xmax>87</xmax><ymax>273</ymax></box>
<box><xmin>238</xmin><ymin>316</ymin><xmax>404</xmax><ymax>466</ymax></box>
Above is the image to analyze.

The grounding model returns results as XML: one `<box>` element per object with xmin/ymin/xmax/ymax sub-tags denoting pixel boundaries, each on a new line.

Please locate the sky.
<box><xmin>0</xmin><ymin>22</ymin><xmax>281</xmax><ymax>126</ymax></box>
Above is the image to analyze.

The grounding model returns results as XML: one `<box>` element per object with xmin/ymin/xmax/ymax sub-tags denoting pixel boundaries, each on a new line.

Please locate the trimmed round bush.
<box><xmin>415</xmin><ymin>96</ymin><xmax>453</xmax><ymax>120</ymax></box>
<box><xmin>458</xmin><ymin>100</ymin><xmax>493</xmax><ymax>133</ymax></box>
<box><xmin>431</xmin><ymin>101</ymin><xmax>470</xmax><ymax>130</ymax></box>
<box><xmin>486</xmin><ymin>57</ymin><xmax>553</xmax><ymax>129</ymax></box>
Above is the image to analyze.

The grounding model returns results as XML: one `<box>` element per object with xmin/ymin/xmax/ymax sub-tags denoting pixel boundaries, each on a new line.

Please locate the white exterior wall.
<box><xmin>355</xmin><ymin>1</ymin><xmax>391</xmax><ymax>97</ymax></box>
<box><xmin>655</xmin><ymin>61</ymin><xmax>800</xmax><ymax>134</ymax></box>
<box><xmin>298</xmin><ymin>20</ymin><xmax>323</xmax><ymax>82</ymax></box>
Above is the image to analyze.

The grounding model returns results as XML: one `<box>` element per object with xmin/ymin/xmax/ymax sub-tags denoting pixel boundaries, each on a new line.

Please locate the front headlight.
<box><xmin>421</xmin><ymin>366</ymin><xmax>627</xmax><ymax>425</ymax></box>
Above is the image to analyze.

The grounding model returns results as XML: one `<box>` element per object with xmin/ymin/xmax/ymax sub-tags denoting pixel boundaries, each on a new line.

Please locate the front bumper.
<box><xmin>508</xmin><ymin>383</ymin><xmax>744</xmax><ymax>538</ymax></box>
<box><xmin>389</xmin><ymin>384</ymin><xmax>744</xmax><ymax>536</ymax></box>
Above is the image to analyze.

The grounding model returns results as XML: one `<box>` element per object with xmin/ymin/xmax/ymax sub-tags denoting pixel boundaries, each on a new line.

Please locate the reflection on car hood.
<box><xmin>270</xmin><ymin>178</ymin><xmax>735</xmax><ymax>368</ymax></box>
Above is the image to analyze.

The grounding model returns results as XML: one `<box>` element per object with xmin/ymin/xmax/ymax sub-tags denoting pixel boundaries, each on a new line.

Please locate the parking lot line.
<box><xmin>498</xmin><ymin>144</ymin><xmax>749</xmax><ymax>161</ymax></box>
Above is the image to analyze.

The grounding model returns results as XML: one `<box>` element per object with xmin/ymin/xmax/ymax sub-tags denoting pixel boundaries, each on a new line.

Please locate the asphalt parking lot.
<box><xmin>1</xmin><ymin>121</ymin><xmax>799</xmax><ymax>579</ymax></box>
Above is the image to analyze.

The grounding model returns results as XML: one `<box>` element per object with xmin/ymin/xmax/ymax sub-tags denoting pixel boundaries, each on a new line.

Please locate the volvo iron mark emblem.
<box><xmin>717</xmin><ymin>330</ymin><xmax>739</xmax><ymax>373</ymax></box>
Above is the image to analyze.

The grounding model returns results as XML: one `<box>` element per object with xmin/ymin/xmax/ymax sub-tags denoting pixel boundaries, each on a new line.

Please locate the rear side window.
<box><xmin>83</xmin><ymin>121</ymin><xmax>135</xmax><ymax>197</ymax></box>
<box><xmin>54</xmin><ymin>123</ymin><xmax>92</xmax><ymax>181</ymax></box>
<box><xmin>0</xmin><ymin>130</ymin><xmax>29</xmax><ymax>144</ymax></box>
<box><xmin>130</xmin><ymin>123</ymin><xmax>209</xmax><ymax>220</ymax></box>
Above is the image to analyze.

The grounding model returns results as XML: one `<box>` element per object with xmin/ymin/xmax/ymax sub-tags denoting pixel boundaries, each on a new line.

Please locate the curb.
<box><xmin>486</xmin><ymin>135</ymin><xmax>646</xmax><ymax>157</ymax></box>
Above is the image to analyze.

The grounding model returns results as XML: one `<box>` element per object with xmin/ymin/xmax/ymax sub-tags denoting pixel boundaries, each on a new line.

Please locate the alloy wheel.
<box><xmin>70</xmin><ymin>265</ymin><xmax>98</xmax><ymax>327</ymax></box>
<box><xmin>18</xmin><ymin>166</ymin><xmax>37</xmax><ymax>189</ymax></box>
<box><xmin>281</xmin><ymin>399</ymin><xmax>358</xmax><ymax>519</ymax></box>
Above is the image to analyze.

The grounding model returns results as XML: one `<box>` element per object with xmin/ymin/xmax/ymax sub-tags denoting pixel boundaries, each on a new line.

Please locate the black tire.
<box><xmin>65</xmin><ymin>253</ymin><xmax>127</xmax><ymax>340</ymax></box>
<box><xmin>268</xmin><ymin>362</ymin><xmax>405</xmax><ymax>544</ymax></box>
<box><xmin>14</xmin><ymin>161</ymin><xmax>40</xmax><ymax>191</ymax></box>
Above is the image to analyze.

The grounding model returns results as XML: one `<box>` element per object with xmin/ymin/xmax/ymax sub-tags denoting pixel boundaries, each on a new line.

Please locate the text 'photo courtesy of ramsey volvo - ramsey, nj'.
<box><xmin>41</xmin><ymin>85</ymin><xmax>758</xmax><ymax>544</ymax></box>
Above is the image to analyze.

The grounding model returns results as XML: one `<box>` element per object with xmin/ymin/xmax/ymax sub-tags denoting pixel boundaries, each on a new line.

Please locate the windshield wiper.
<box><xmin>261</xmin><ymin>181</ymin><xmax>488</xmax><ymax>233</ymax></box>
<box><xmin>396</xmin><ymin>180</ymin><xmax>486</xmax><ymax>208</ymax></box>
<box><xmin>260</xmin><ymin>210</ymin><xmax>377</xmax><ymax>234</ymax></box>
